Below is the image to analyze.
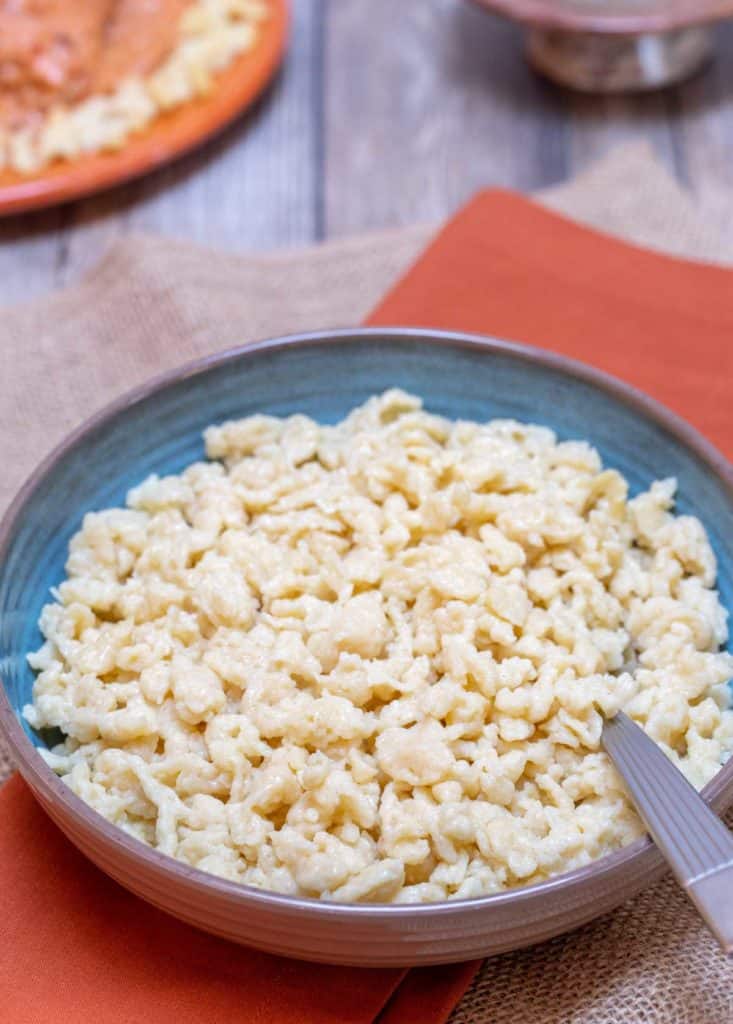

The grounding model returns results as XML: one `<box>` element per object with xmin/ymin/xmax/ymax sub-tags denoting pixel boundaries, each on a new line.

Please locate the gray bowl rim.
<box><xmin>1</xmin><ymin>325</ymin><xmax>732</xmax><ymax>921</ymax></box>
<box><xmin>466</xmin><ymin>0</ymin><xmax>733</xmax><ymax>35</ymax></box>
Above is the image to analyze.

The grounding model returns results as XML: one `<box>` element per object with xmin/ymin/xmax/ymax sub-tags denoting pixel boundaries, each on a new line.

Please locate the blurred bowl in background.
<box><xmin>469</xmin><ymin>0</ymin><xmax>733</xmax><ymax>92</ymax></box>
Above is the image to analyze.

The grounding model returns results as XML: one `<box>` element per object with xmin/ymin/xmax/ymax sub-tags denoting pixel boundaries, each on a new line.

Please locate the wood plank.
<box><xmin>324</xmin><ymin>0</ymin><xmax>570</xmax><ymax>237</ymax></box>
<box><xmin>670</xmin><ymin>22</ymin><xmax>733</xmax><ymax>201</ymax></box>
<box><xmin>0</xmin><ymin>206</ymin><xmax>69</xmax><ymax>304</ymax></box>
<box><xmin>0</xmin><ymin>0</ymin><xmax>323</xmax><ymax>304</ymax></box>
<box><xmin>565</xmin><ymin>90</ymin><xmax>681</xmax><ymax>180</ymax></box>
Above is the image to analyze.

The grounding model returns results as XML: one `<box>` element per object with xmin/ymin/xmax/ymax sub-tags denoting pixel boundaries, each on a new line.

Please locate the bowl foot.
<box><xmin>526</xmin><ymin>25</ymin><xmax>713</xmax><ymax>92</ymax></box>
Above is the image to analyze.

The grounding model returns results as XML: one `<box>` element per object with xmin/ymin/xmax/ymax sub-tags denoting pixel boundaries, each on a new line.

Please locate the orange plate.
<box><xmin>0</xmin><ymin>0</ymin><xmax>289</xmax><ymax>217</ymax></box>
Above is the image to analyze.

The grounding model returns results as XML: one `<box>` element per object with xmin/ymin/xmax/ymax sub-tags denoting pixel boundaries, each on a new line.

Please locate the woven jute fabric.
<box><xmin>2</xmin><ymin>141</ymin><xmax>733</xmax><ymax>1021</ymax></box>
<box><xmin>450</xmin><ymin>837</ymin><xmax>733</xmax><ymax>1024</ymax></box>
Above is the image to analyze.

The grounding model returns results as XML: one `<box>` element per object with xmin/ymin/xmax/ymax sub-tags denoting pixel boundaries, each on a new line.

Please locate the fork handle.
<box><xmin>602</xmin><ymin>711</ymin><xmax>733</xmax><ymax>954</ymax></box>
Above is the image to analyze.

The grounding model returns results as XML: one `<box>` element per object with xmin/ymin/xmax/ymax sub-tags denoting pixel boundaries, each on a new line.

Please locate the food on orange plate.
<box><xmin>0</xmin><ymin>0</ymin><xmax>270</xmax><ymax>175</ymax></box>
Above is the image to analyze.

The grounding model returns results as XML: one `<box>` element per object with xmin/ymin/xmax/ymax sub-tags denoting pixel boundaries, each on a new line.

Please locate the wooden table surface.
<box><xmin>2</xmin><ymin>0</ymin><xmax>733</xmax><ymax>305</ymax></box>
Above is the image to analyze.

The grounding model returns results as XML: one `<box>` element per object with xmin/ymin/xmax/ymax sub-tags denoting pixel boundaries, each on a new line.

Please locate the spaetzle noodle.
<box><xmin>25</xmin><ymin>391</ymin><xmax>733</xmax><ymax>903</ymax></box>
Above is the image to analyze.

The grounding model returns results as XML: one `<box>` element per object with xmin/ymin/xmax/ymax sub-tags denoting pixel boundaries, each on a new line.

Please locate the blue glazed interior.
<box><xmin>2</xmin><ymin>332</ymin><xmax>732</xmax><ymax>750</ymax></box>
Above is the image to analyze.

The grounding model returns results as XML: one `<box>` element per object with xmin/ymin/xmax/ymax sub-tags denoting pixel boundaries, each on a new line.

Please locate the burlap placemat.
<box><xmin>2</xmin><ymin>141</ymin><xmax>732</xmax><ymax>1021</ymax></box>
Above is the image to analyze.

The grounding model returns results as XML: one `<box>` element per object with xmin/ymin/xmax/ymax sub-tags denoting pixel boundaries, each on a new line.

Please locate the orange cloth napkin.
<box><xmin>3</xmin><ymin>190</ymin><xmax>733</xmax><ymax>1024</ymax></box>
<box><xmin>370</xmin><ymin>189</ymin><xmax>733</xmax><ymax>460</ymax></box>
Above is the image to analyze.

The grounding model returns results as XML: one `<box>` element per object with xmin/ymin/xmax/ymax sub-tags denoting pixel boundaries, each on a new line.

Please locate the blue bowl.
<box><xmin>1</xmin><ymin>327</ymin><xmax>732</xmax><ymax>965</ymax></box>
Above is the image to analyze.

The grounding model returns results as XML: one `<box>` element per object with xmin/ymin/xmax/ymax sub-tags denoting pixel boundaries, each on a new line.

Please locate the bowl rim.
<box><xmin>467</xmin><ymin>0</ymin><xmax>733</xmax><ymax>35</ymax></box>
<box><xmin>1</xmin><ymin>324</ymin><xmax>732</xmax><ymax>920</ymax></box>
<box><xmin>0</xmin><ymin>0</ymin><xmax>290</xmax><ymax>217</ymax></box>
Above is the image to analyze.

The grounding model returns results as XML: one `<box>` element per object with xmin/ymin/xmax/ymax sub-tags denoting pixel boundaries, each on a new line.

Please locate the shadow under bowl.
<box><xmin>1</xmin><ymin>328</ymin><xmax>732</xmax><ymax>966</ymax></box>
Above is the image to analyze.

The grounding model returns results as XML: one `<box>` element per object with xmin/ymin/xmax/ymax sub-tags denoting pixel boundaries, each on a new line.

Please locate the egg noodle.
<box><xmin>26</xmin><ymin>391</ymin><xmax>733</xmax><ymax>903</ymax></box>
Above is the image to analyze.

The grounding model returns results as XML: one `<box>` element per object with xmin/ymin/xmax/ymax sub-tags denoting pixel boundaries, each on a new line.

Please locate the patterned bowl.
<box><xmin>1</xmin><ymin>328</ymin><xmax>732</xmax><ymax>966</ymax></box>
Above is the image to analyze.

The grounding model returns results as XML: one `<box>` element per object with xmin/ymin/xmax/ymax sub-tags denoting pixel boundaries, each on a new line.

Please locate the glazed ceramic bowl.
<box><xmin>1</xmin><ymin>328</ymin><xmax>732</xmax><ymax>966</ymax></box>
<box><xmin>470</xmin><ymin>0</ymin><xmax>733</xmax><ymax>91</ymax></box>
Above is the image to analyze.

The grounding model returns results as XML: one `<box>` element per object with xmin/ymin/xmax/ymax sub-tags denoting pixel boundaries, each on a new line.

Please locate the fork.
<box><xmin>602</xmin><ymin>711</ymin><xmax>733</xmax><ymax>954</ymax></box>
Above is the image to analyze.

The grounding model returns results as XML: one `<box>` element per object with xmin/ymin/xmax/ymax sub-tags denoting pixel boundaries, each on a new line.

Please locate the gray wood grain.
<box><xmin>324</xmin><ymin>0</ymin><xmax>569</xmax><ymax>237</ymax></box>
<box><xmin>0</xmin><ymin>206</ymin><xmax>71</xmax><ymax>304</ymax></box>
<box><xmin>2</xmin><ymin>1</ymin><xmax>733</xmax><ymax>305</ymax></box>
<box><xmin>323</xmin><ymin>0</ymin><xmax>695</xmax><ymax>235</ymax></box>
<box><xmin>671</xmin><ymin>21</ymin><xmax>733</xmax><ymax>194</ymax></box>
<box><xmin>565</xmin><ymin>91</ymin><xmax>682</xmax><ymax>180</ymax></box>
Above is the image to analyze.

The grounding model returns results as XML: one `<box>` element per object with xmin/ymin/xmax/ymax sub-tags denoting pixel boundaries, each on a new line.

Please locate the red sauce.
<box><xmin>0</xmin><ymin>0</ymin><xmax>190</xmax><ymax>131</ymax></box>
